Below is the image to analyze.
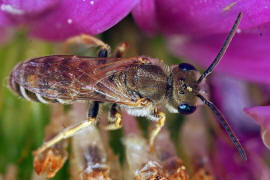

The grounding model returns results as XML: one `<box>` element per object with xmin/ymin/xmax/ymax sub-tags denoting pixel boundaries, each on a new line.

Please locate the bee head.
<box><xmin>166</xmin><ymin>13</ymin><xmax>247</xmax><ymax>160</ymax></box>
<box><xmin>167</xmin><ymin>63</ymin><xmax>201</xmax><ymax>114</ymax></box>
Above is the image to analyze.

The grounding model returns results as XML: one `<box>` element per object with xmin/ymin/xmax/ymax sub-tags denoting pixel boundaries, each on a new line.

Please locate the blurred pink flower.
<box><xmin>0</xmin><ymin>9</ymin><xmax>13</xmax><ymax>43</ymax></box>
<box><xmin>244</xmin><ymin>106</ymin><xmax>270</xmax><ymax>131</ymax></box>
<box><xmin>168</xmin><ymin>33</ymin><xmax>270</xmax><ymax>84</ymax></box>
<box><xmin>0</xmin><ymin>8</ymin><xmax>11</xmax><ymax>26</ymax></box>
<box><xmin>244</xmin><ymin>106</ymin><xmax>270</xmax><ymax>150</ymax></box>
<box><xmin>210</xmin><ymin>76</ymin><xmax>270</xmax><ymax>179</ymax></box>
<box><xmin>0</xmin><ymin>0</ymin><xmax>140</xmax><ymax>41</ymax></box>
<box><xmin>132</xmin><ymin>0</ymin><xmax>270</xmax><ymax>35</ymax></box>
<box><xmin>213</xmin><ymin>138</ymin><xmax>270</xmax><ymax>180</ymax></box>
<box><xmin>132</xmin><ymin>0</ymin><xmax>270</xmax><ymax>84</ymax></box>
<box><xmin>211</xmin><ymin>75</ymin><xmax>259</xmax><ymax>133</ymax></box>
<box><xmin>1</xmin><ymin>0</ymin><xmax>58</xmax><ymax>15</ymax></box>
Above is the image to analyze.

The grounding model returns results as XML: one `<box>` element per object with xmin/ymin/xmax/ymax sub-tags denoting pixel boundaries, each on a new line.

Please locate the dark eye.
<box><xmin>179</xmin><ymin>90</ymin><xmax>184</xmax><ymax>94</ymax></box>
<box><xmin>178</xmin><ymin>103</ymin><xmax>196</xmax><ymax>114</ymax></box>
<box><xmin>178</xmin><ymin>63</ymin><xmax>196</xmax><ymax>71</ymax></box>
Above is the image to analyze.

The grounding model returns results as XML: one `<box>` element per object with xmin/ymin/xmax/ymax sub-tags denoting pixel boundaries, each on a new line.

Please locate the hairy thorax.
<box><xmin>124</xmin><ymin>64</ymin><xmax>169</xmax><ymax>104</ymax></box>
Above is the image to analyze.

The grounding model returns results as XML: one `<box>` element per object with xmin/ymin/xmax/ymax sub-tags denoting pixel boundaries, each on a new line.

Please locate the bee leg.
<box><xmin>33</xmin><ymin>102</ymin><xmax>100</xmax><ymax>155</ymax></box>
<box><xmin>114</xmin><ymin>42</ymin><xmax>129</xmax><ymax>58</ymax></box>
<box><xmin>64</xmin><ymin>34</ymin><xmax>111</xmax><ymax>56</ymax></box>
<box><xmin>87</xmin><ymin>101</ymin><xmax>100</xmax><ymax>123</ymax></box>
<box><xmin>102</xmin><ymin>103</ymin><xmax>122</xmax><ymax>130</ymax></box>
<box><xmin>149</xmin><ymin>111</ymin><xmax>166</xmax><ymax>153</ymax></box>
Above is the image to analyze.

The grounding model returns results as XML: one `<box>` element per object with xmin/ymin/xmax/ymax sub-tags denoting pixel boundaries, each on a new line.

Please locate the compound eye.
<box><xmin>178</xmin><ymin>103</ymin><xmax>196</xmax><ymax>114</ymax></box>
<box><xmin>179</xmin><ymin>63</ymin><xmax>196</xmax><ymax>71</ymax></box>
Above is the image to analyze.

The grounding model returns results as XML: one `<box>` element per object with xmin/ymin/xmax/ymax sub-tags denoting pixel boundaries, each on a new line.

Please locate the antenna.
<box><xmin>197</xmin><ymin>94</ymin><xmax>247</xmax><ymax>160</ymax></box>
<box><xmin>197</xmin><ymin>12</ymin><xmax>242</xmax><ymax>84</ymax></box>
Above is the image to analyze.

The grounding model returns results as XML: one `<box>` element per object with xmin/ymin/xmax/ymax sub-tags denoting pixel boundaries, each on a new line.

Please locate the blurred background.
<box><xmin>1</xmin><ymin>1</ymin><xmax>270</xmax><ymax>180</ymax></box>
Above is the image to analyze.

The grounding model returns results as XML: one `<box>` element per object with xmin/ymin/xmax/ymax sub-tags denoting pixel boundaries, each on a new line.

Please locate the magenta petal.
<box><xmin>29</xmin><ymin>0</ymin><xmax>139</xmax><ymax>41</ymax></box>
<box><xmin>244</xmin><ymin>106</ymin><xmax>270</xmax><ymax>131</ymax></box>
<box><xmin>0</xmin><ymin>10</ymin><xmax>13</xmax><ymax>43</ymax></box>
<box><xmin>213</xmin><ymin>138</ymin><xmax>270</xmax><ymax>180</ymax></box>
<box><xmin>132</xmin><ymin>0</ymin><xmax>158</xmax><ymax>35</ymax></box>
<box><xmin>168</xmin><ymin>33</ymin><xmax>270</xmax><ymax>84</ymax></box>
<box><xmin>211</xmin><ymin>75</ymin><xmax>259</xmax><ymax>133</ymax></box>
<box><xmin>0</xmin><ymin>10</ymin><xmax>12</xmax><ymax>26</ymax></box>
<box><xmin>1</xmin><ymin>0</ymin><xmax>59</xmax><ymax>15</ymax></box>
<box><xmin>134</xmin><ymin>0</ymin><xmax>270</xmax><ymax>35</ymax></box>
<box><xmin>0</xmin><ymin>28</ymin><xmax>9</xmax><ymax>43</ymax></box>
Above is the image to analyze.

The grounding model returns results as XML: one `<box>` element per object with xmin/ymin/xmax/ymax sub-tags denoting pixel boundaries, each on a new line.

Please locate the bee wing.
<box><xmin>12</xmin><ymin>55</ymin><xmax>153</xmax><ymax>105</ymax></box>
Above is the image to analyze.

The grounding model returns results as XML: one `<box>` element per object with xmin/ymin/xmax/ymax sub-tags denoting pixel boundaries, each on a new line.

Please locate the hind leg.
<box><xmin>64</xmin><ymin>34</ymin><xmax>111</xmax><ymax>56</ymax></box>
<box><xmin>101</xmin><ymin>103</ymin><xmax>122</xmax><ymax>130</ymax></box>
<box><xmin>34</xmin><ymin>101</ymin><xmax>100</xmax><ymax>155</ymax></box>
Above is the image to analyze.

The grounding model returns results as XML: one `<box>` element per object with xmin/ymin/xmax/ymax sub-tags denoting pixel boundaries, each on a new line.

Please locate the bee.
<box><xmin>9</xmin><ymin>13</ymin><xmax>246</xmax><ymax>160</ymax></box>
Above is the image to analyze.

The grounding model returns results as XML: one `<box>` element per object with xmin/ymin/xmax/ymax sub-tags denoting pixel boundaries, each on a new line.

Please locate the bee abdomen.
<box><xmin>9</xmin><ymin>75</ymin><xmax>72</xmax><ymax>104</ymax></box>
<box><xmin>9</xmin><ymin>75</ymin><xmax>52</xmax><ymax>104</ymax></box>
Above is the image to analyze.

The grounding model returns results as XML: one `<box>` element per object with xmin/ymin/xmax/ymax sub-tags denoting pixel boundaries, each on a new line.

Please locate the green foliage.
<box><xmin>109</xmin><ymin>129</ymin><xmax>125</xmax><ymax>165</ymax></box>
<box><xmin>0</xmin><ymin>32</ymin><xmax>61</xmax><ymax>179</ymax></box>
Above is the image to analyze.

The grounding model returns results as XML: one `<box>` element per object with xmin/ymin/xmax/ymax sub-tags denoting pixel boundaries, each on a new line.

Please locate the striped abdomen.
<box><xmin>9</xmin><ymin>72</ymin><xmax>56</xmax><ymax>104</ymax></box>
<box><xmin>8</xmin><ymin>56</ymin><xmax>75</xmax><ymax>104</ymax></box>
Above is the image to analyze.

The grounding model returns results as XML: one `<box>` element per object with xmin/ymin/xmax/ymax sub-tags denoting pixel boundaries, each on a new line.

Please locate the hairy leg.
<box><xmin>64</xmin><ymin>34</ymin><xmax>111</xmax><ymax>56</ymax></box>
<box><xmin>101</xmin><ymin>103</ymin><xmax>122</xmax><ymax>130</ymax></box>
<box><xmin>33</xmin><ymin>102</ymin><xmax>100</xmax><ymax>155</ymax></box>
<box><xmin>149</xmin><ymin>111</ymin><xmax>166</xmax><ymax>152</ymax></box>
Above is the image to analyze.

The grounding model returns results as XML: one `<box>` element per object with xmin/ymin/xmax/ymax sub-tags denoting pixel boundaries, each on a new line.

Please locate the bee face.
<box><xmin>167</xmin><ymin>63</ymin><xmax>200</xmax><ymax>114</ymax></box>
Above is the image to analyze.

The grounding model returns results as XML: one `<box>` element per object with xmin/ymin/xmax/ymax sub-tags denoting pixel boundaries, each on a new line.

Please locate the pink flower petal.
<box><xmin>122</xmin><ymin>111</ymin><xmax>140</xmax><ymax>135</ymax></box>
<box><xmin>29</xmin><ymin>0</ymin><xmax>139</xmax><ymax>41</ymax></box>
<box><xmin>0</xmin><ymin>10</ymin><xmax>14</xmax><ymax>43</ymax></box>
<box><xmin>1</xmin><ymin>0</ymin><xmax>59</xmax><ymax>15</ymax></box>
<box><xmin>245</xmin><ymin>106</ymin><xmax>270</xmax><ymax>150</ymax></box>
<box><xmin>244</xmin><ymin>106</ymin><xmax>270</xmax><ymax>131</ymax></box>
<box><xmin>132</xmin><ymin>0</ymin><xmax>158</xmax><ymax>35</ymax></box>
<box><xmin>133</xmin><ymin>0</ymin><xmax>270</xmax><ymax>35</ymax></box>
<box><xmin>211</xmin><ymin>75</ymin><xmax>259</xmax><ymax>133</ymax></box>
<box><xmin>168</xmin><ymin>33</ymin><xmax>270</xmax><ymax>84</ymax></box>
<box><xmin>0</xmin><ymin>7</ymin><xmax>12</xmax><ymax>26</ymax></box>
<box><xmin>212</xmin><ymin>138</ymin><xmax>270</xmax><ymax>180</ymax></box>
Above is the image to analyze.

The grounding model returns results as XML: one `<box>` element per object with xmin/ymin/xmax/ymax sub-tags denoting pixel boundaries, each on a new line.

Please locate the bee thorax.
<box><xmin>124</xmin><ymin>64</ymin><xmax>169</xmax><ymax>103</ymax></box>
